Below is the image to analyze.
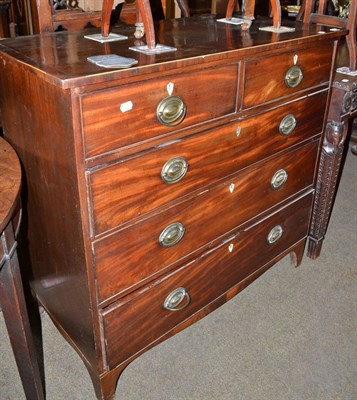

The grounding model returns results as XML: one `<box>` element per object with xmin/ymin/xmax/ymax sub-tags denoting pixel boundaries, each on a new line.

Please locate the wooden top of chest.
<box><xmin>0</xmin><ymin>16</ymin><xmax>347</xmax><ymax>89</ymax></box>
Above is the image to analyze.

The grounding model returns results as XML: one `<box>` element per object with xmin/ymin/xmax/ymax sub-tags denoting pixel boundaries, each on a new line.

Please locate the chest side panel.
<box><xmin>0</xmin><ymin>54</ymin><xmax>98</xmax><ymax>367</ymax></box>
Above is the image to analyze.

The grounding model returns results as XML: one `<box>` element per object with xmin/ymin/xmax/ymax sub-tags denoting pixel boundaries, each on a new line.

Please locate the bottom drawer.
<box><xmin>102</xmin><ymin>194</ymin><xmax>313</xmax><ymax>369</ymax></box>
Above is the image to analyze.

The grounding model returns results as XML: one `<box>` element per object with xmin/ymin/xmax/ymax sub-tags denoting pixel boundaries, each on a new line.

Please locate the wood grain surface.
<box><xmin>0</xmin><ymin>137</ymin><xmax>21</xmax><ymax>232</ymax></box>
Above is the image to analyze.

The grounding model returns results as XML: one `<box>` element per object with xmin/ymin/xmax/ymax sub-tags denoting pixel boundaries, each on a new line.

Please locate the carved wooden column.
<box><xmin>307</xmin><ymin>120</ymin><xmax>348</xmax><ymax>259</ymax></box>
<box><xmin>308</xmin><ymin>74</ymin><xmax>357</xmax><ymax>259</ymax></box>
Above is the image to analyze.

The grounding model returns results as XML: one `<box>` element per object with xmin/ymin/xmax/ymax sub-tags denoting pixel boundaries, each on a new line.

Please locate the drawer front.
<box><xmin>94</xmin><ymin>141</ymin><xmax>318</xmax><ymax>302</ymax></box>
<box><xmin>102</xmin><ymin>194</ymin><xmax>313</xmax><ymax>369</ymax></box>
<box><xmin>243</xmin><ymin>42</ymin><xmax>333</xmax><ymax>108</ymax></box>
<box><xmin>88</xmin><ymin>91</ymin><xmax>326</xmax><ymax>235</ymax></box>
<box><xmin>81</xmin><ymin>65</ymin><xmax>238</xmax><ymax>158</ymax></box>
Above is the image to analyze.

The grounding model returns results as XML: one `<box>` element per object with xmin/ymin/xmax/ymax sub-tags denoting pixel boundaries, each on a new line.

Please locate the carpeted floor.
<box><xmin>1</xmin><ymin>145</ymin><xmax>356</xmax><ymax>400</ymax></box>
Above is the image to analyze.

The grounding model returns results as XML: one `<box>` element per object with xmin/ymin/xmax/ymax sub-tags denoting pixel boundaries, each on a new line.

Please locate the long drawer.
<box><xmin>243</xmin><ymin>42</ymin><xmax>333</xmax><ymax>108</ymax></box>
<box><xmin>88</xmin><ymin>91</ymin><xmax>327</xmax><ymax>235</ymax></box>
<box><xmin>94</xmin><ymin>141</ymin><xmax>318</xmax><ymax>302</ymax></box>
<box><xmin>102</xmin><ymin>193</ymin><xmax>313</xmax><ymax>369</ymax></box>
<box><xmin>80</xmin><ymin>64</ymin><xmax>238</xmax><ymax>159</ymax></box>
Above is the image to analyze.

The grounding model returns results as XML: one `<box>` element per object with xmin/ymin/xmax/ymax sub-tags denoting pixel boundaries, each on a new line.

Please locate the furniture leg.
<box><xmin>226</xmin><ymin>0</ymin><xmax>255</xmax><ymax>29</ymax></box>
<box><xmin>176</xmin><ymin>0</ymin><xmax>190</xmax><ymax>17</ymax></box>
<box><xmin>346</xmin><ymin>0</ymin><xmax>356</xmax><ymax>71</ymax></box>
<box><xmin>226</xmin><ymin>0</ymin><xmax>280</xmax><ymax>30</ymax></box>
<box><xmin>270</xmin><ymin>0</ymin><xmax>281</xmax><ymax>29</ymax></box>
<box><xmin>101</xmin><ymin>0</ymin><xmax>114</xmax><ymax>37</ymax></box>
<box><xmin>0</xmin><ymin>223</ymin><xmax>45</xmax><ymax>400</ymax></box>
<box><xmin>134</xmin><ymin>4</ymin><xmax>145</xmax><ymax>39</ymax></box>
<box><xmin>135</xmin><ymin>0</ymin><xmax>156</xmax><ymax>48</ymax></box>
<box><xmin>87</xmin><ymin>364</ymin><xmax>127</xmax><ymax>400</ymax></box>
<box><xmin>225</xmin><ymin>0</ymin><xmax>237</xmax><ymax>19</ymax></box>
<box><xmin>290</xmin><ymin>239</ymin><xmax>306</xmax><ymax>267</ymax></box>
<box><xmin>307</xmin><ymin>121</ymin><xmax>348</xmax><ymax>259</ymax></box>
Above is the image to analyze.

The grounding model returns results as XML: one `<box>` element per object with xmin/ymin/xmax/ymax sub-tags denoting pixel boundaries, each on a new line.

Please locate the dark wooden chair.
<box><xmin>29</xmin><ymin>0</ymin><xmax>138</xmax><ymax>34</ymax></box>
<box><xmin>29</xmin><ymin>0</ymin><xmax>102</xmax><ymax>33</ymax></box>
<box><xmin>300</xmin><ymin>0</ymin><xmax>356</xmax><ymax>70</ymax></box>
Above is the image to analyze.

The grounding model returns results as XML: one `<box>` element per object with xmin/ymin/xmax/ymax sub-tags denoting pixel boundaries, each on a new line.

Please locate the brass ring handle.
<box><xmin>285</xmin><ymin>65</ymin><xmax>303</xmax><ymax>88</ymax></box>
<box><xmin>156</xmin><ymin>95</ymin><xmax>187</xmax><ymax>126</ymax></box>
<box><xmin>161</xmin><ymin>157</ymin><xmax>188</xmax><ymax>184</ymax></box>
<box><xmin>267</xmin><ymin>225</ymin><xmax>284</xmax><ymax>244</ymax></box>
<box><xmin>279</xmin><ymin>114</ymin><xmax>297</xmax><ymax>135</ymax></box>
<box><xmin>163</xmin><ymin>287</ymin><xmax>191</xmax><ymax>311</ymax></box>
<box><xmin>285</xmin><ymin>65</ymin><xmax>304</xmax><ymax>88</ymax></box>
<box><xmin>271</xmin><ymin>169</ymin><xmax>288</xmax><ymax>189</ymax></box>
<box><xmin>159</xmin><ymin>222</ymin><xmax>185</xmax><ymax>247</ymax></box>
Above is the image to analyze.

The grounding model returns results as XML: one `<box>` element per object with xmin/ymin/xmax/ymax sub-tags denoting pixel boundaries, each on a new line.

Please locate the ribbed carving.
<box><xmin>308</xmin><ymin>121</ymin><xmax>347</xmax><ymax>258</ymax></box>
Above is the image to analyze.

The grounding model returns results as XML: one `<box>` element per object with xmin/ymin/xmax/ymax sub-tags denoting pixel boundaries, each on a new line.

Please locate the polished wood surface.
<box><xmin>89</xmin><ymin>92</ymin><xmax>326</xmax><ymax>235</ymax></box>
<box><xmin>103</xmin><ymin>193</ymin><xmax>313</xmax><ymax>369</ymax></box>
<box><xmin>95</xmin><ymin>141</ymin><xmax>319</xmax><ymax>303</ymax></box>
<box><xmin>0</xmin><ymin>137</ymin><xmax>44</xmax><ymax>400</ymax></box>
<box><xmin>0</xmin><ymin>16</ymin><xmax>348</xmax><ymax>400</ymax></box>
<box><xmin>0</xmin><ymin>16</ymin><xmax>346</xmax><ymax>88</ymax></box>
<box><xmin>81</xmin><ymin>63</ymin><xmax>237</xmax><ymax>158</ymax></box>
<box><xmin>0</xmin><ymin>137</ymin><xmax>21</xmax><ymax>232</ymax></box>
<box><xmin>243</xmin><ymin>42</ymin><xmax>333</xmax><ymax>107</ymax></box>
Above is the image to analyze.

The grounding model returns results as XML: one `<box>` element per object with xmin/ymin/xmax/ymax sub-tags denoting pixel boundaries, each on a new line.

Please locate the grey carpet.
<box><xmin>1</xmin><ymin>145</ymin><xmax>356</xmax><ymax>400</ymax></box>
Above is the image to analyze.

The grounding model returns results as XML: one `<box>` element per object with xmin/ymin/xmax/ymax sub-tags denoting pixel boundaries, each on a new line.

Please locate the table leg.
<box><xmin>0</xmin><ymin>223</ymin><xmax>45</xmax><ymax>400</ymax></box>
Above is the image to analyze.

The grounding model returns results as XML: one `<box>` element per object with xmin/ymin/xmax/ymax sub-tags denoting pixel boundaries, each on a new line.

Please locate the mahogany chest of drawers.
<box><xmin>0</xmin><ymin>16</ymin><xmax>346</xmax><ymax>400</ymax></box>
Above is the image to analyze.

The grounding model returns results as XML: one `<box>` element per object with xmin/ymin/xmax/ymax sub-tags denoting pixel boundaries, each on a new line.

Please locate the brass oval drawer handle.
<box><xmin>285</xmin><ymin>65</ymin><xmax>304</xmax><ymax>88</ymax></box>
<box><xmin>161</xmin><ymin>156</ymin><xmax>188</xmax><ymax>184</ymax></box>
<box><xmin>159</xmin><ymin>222</ymin><xmax>185</xmax><ymax>247</ymax></box>
<box><xmin>163</xmin><ymin>287</ymin><xmax>191</xmax><ymax>311</ymax></box>
<box><xmin>271</xmin><ymin>169</ymin><xmax>288</xmax><ymax>189</ymax></box>
<box><xmin>267</xmin><ymin>225</ymin><xmax>284</xmax><ymax>244</ymax></box>
<box><xmin>279</xmin><ymin>114</ymin><xmax>297</xmax><ymax>135</ymax></box>
<box><xmin>156</xmin><ymin>95</ymin><xmax>187</xmax><ymax>126</ymax></box>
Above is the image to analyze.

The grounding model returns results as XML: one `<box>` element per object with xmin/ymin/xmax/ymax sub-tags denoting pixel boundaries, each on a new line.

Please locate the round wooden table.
<box><xmin>0</xmin><ymin>136</ymin><xmax>44</xmax><ymax>400</ymax></box>
<box><xmin>0</xmin><ymin>135</ymin><xmax>21</xmax><ymax>232</ymax></box>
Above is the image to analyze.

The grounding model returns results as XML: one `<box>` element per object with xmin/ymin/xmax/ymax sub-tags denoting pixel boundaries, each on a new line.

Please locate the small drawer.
<box><xmin>94</xmin><ymin>141</ymin><xmax>318</xmax><ymax>302</ymax></box>
<box><xmin>80</xmin><ymin>65</ymin><xmax>238</xmax><ymax>158</ymax></box>
<box><xmin>88</xmin><ymin>90</ymin><xmax>327</xmax><ymax>235</ymax></box>
<box><xmin>243</xmin><ymin>42</ymin><xmax>333</xmax><ymax>108</ymax></box>
<box><xmin>102</xmin><ymin>194</ymin><xmax>313</xmax><ymax>369</ymax></box>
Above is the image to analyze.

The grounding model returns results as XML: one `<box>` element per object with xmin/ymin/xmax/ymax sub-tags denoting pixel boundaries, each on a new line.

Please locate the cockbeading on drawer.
<box><xmin>94</xmin><ymin>141</ymin><xmax>318</xmax><ymax>303</ymax></box>
<box><xmin>243</xmin><ymin>42</ymin><xmax>334</xmax><ymax>108</ymax></box>
<box><xmin>80</xmin><ymin>64</ymin><xmax>238</xmax><ymax>159</ymax></box>
<box><xmin>87</xmin><ymin>90</ymin><xmax>327</xmax><ymax>235</ymax></box>
<box><xmin>101</xmin><ymin>193</ymin><xmax>314</xmax><ymax>369</ymax></box>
